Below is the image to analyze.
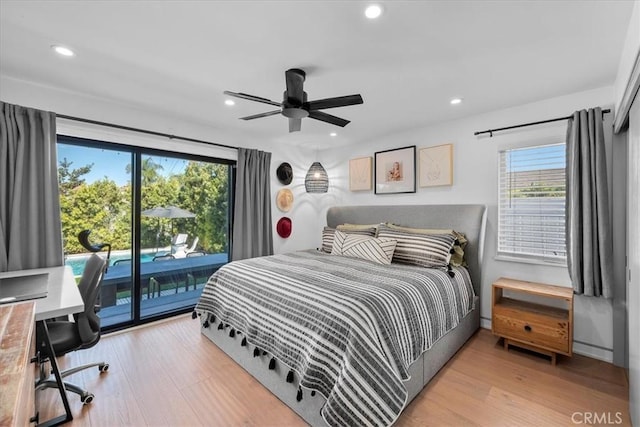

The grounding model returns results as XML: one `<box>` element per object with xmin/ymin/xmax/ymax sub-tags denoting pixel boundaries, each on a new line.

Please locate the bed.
<box><xmin>195</xmin><ymin>204</ymin><xmax>486</xmax><ymax>426</ymax></box>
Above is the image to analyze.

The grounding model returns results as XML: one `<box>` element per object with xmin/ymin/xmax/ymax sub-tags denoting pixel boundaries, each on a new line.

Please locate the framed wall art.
<box><xmin>419</xmin><ymin>143</ymin><xmax>453</xmax><ymax>187</ymax></box>
<box><xmin>349</xmin><ymin>156</ymin><xmax>372</xmax><ymax>191</ymax></box>
<box><xmin>374</xmin><ymin>145</ymin><xmax>416</xmax><ymax>194</ymax></box>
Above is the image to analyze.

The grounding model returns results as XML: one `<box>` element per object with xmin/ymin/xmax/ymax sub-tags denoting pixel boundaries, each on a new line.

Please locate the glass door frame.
<box><xmin>57</xmin><ymin>135</ymin><xmax>235</xmax><ymax>332</ymax></box>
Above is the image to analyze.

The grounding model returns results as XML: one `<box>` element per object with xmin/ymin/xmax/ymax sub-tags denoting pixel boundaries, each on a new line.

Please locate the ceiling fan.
<box><xmin>224</xmin><ymin>68</ymin><xmax>364</xmax><ymax>133</ymax></box>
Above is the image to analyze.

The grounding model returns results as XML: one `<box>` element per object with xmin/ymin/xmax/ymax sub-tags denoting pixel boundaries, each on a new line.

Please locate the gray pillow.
<box><xmin>377</xmin><ymin>224</ymin><xmax>456</xmax><ymax>268</ymax></box>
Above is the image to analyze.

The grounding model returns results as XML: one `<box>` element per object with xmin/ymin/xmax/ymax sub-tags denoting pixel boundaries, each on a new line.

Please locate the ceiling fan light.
<box><xmin>225</xmin><ymin>99</ymin><xmax>235</xmax><ymax>106</ymax></box>
<box><xmin>450</xmin><ymin>98</ymin><xmax>463</xmax><ymax>105</ymax></box>
<box><xmin>305</xmin><ymin>162</ymin><xmax>329</xmax><ymax>193</ymax></box>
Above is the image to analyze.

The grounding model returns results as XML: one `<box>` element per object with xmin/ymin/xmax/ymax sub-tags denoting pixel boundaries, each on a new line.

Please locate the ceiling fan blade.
<box><xmin>289</xmin><ymin>118</ymin><xmax>302</xmax><ymax>132</ymax></box>
<box><xmin>239</xmin><ymin>110</ymin><xmax>281</xmax><ymax>120</ymax></box>
<box><xmin>223</xmin><ymin>91</ymin><xmax>281</xmax><ymax>107</ymax></box>
<box><xmin>285</xmin><ymin>69</ymin><xmax>306</xmax><ymax>105</ymax></box>
<box><xmin>308</xmin><ymin>111</ymin><xmax>350</xmax><ymax>127</ymax></box>
<box><xmin>305</xmin><ymin>94</ymin><xmax>363</xmax><ymax>111</ymax></box>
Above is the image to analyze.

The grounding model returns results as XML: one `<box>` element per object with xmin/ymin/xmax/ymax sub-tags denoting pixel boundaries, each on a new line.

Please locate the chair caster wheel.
<box><xmin>81</xmin><ymin>393</ymin><xmax>94</xmax><ymax>405</ymax></box>
<box><xmin>99</xmin><ymin>364</ymin><xmax>109</xmax><ymax>373</ymax></box>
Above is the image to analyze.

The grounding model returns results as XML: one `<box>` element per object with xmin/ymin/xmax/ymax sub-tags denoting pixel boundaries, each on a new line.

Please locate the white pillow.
<box><xmin>331</xmin><ymin>230</ymin><xmax>397</xmax><ymax>265</ymax></box>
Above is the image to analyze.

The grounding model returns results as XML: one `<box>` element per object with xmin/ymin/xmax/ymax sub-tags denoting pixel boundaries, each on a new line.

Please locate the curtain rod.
<box><xmin>56</xmin><ymin>114</ymin><xmax>238</xmax><ymax>151</ymax></box>
<box><xmin>473</xmin><ymin>108</ymin><xmax>611</xmax><ymax>137</ymax></box>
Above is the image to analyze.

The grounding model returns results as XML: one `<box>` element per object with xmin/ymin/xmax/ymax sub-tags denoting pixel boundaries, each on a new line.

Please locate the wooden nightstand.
<box><xmin>492</xmin><ymin>277</ymin><xmax>574</xmax><ymax>365</ymax></box>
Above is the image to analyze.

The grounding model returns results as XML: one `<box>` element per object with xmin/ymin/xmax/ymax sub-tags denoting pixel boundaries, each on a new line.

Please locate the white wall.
<box><xmin>264</xmin><ymin>142</ymin><xmax>321</xmax><ymax>254</ymax></box>
<box><xmin>614</xmin><ymin>0</ymin><xmax>639</xmax><ymax>115</ymax></box>
<box><xmin>0</xmin><ymin>75</ymin><xmax>318</xmax><ymax>256</ymax></box>
<box><xmin>318</xmin><ymin>86</ymin><xmax>618</xmax><ymax>361</ymax></box>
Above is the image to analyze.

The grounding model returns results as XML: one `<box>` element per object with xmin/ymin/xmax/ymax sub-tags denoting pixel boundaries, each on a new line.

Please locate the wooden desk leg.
<box><xmin>36</xmin><ymin>320</ymin><xmax>73</xmax><ymax>427</ymax></box>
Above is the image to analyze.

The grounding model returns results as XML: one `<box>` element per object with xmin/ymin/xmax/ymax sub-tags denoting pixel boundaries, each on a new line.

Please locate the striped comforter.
<box><xmin>196</xmin><ymin>250</ymin><xmax>475</xmax><ymax>427</ymax></box>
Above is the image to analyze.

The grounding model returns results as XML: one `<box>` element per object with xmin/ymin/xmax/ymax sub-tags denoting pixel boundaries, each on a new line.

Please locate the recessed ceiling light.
<box><xmin>330</xmin><ymin>132</ymin><xmax>337</xmax><ymax>137</ymax></box>
<box><xmin>450</xmin><ymin>98</ymin><xmax>463</xmax><ymax>105</ymax></box>
<box><xmin>365</xmin><ymin>4</ymin><xmax>383</xmax><ymax>19</ymax></box>
<box><xmin>51</xmin><ymin>45</ymin><xmax>75</xmax><ymax>57</ymax></box>
<box><xmin>225</xmin><ymin>99</ymin><xmax>235</xmax><ymax>106</ymax></box>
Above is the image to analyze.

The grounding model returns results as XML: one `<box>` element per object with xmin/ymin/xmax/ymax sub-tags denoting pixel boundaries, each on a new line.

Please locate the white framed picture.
<box><xmin>419</xmin><ymin>143</ymin><xmax>453</xmax><ymax>187</ymax></box>
<box><xmin>349</xmin><ymin>157</ymin><xmax>372</xmax><ymax>191</ymax></box>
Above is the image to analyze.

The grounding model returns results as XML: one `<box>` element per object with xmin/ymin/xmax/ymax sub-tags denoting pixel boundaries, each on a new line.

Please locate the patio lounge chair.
<box><xmin>185</xmin><ymin>237</ymin><xmax>199</xmax><ymax>255</ymax></box>
<box><xmin>171</xmin><ymin>233</ymin><xmax>188</xmax><ymax>254</ymax></box>
<box><xmin>174</xmin><ymin>236</ymin><xmax>199</xmax><ymax>258</ymax></box>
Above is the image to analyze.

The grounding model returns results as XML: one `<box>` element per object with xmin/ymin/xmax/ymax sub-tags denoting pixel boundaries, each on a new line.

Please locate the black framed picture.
<box><xmin>374</xmin><ymin>145</ymin><xmax>416</xmax><ymax>194</ymax></box>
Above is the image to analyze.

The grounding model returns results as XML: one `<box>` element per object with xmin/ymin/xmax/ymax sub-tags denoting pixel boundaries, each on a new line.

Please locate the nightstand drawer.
<box><xmin>493</xmin><ymin>312</ymin><xmax>570</xmax><ymax>354</ymax></box>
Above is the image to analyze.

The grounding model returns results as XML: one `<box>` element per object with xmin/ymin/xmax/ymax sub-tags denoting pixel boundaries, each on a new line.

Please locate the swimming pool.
<box><xmin>65</xmin><ymin>252</ymin><xmax>158</xmax><ymax>276</ymax></box>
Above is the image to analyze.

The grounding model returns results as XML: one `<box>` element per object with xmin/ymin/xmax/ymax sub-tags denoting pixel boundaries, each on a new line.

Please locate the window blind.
<box><xmin>498</xmin><ymin>143</ymin><xmax>567</xmax><ymax>263</ymax></box>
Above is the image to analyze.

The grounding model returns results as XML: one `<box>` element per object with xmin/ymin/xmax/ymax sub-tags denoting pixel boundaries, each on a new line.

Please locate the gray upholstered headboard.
<box><xmin>326</xmin><ymin>204</ymin><xmax>487</xmax><ymax>295</ymax></box>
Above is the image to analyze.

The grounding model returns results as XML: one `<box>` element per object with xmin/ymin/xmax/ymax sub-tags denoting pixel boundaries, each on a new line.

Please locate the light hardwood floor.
<box><xmin>38</xmin><ymin>314</ymin><xmax>631</xmax><ymax>426</ymax></box>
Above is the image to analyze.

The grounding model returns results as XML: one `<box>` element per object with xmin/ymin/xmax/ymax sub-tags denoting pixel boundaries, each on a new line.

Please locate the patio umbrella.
<box><xmin>142</xmin><ymin>206</ymin><xmax>196</xmax><ymax>251</ymax></box>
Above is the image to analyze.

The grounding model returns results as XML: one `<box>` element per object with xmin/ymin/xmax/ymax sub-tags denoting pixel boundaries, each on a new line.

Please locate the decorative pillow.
<box><xmin>385</xmin><ymin>223</ymin><xmax>468</xmax><ymax>266</ymax></box>
<box><xmin>331</xmin><ymin>230</ymin><xmax>397</xmax><ymax>265</ymax></box>
<box><xmin>322</xmin><ymin>227</ymin><xmax>336</xmax><ymax>253</ymax></box>
<box><xmin>321</xmin><ymin>226</ymin><xmax>377</xmax><ymax>253</ymax></box>
<box><xmin>336</xmin><ymin>223</ymin><xmax>381</xmax><ymax>236</ymax></box>
<box><xmin>377</xmin><ymin>224</ymin><xmax>456</xmax><ymax>268</ymax></box>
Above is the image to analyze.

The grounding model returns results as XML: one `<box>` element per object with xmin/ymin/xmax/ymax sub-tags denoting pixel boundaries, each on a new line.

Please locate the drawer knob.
<box><xmin>524</xmin><ymin>325</ymin><xmax>532</xmax><ymax>332</ymax></box>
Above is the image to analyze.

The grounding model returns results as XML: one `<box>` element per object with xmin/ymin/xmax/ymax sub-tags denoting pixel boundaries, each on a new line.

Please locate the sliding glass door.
<box><xmin>58</xmin><ymin>141</ymin><xmax>135</xmax><ymax>326</ymax></box>
<box><xmin>138</xmin><ymin>154</ymin><xmax>231</xmax><ymax>318</ymax></box>
<box><xmin>57</xmin><ymin>136</ymin><xmax>232</xmax><ymax>329</ymax></box>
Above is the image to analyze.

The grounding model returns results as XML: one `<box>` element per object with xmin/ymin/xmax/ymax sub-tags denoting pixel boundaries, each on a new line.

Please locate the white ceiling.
<box><xmin>0</xmin><ymin>1</ymin><xmax>634</xmax><ymax>149</ymax></box>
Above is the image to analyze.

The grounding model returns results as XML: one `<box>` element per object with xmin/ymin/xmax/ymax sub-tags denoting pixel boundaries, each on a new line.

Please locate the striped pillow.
<box><xmin>322</xmin><ymin>227</ymin><xmax>336</xmax><ymax>253</ymax></box>
<box><xmin>385</xmin><ymin>223</ymin><xmax>468</xmax><ymax>267</ymax></box>
<box><xmin>336</xmin><ymin>223</ymin><xmax>381</xmax><ymax>236</ymax></box>
<box><xmin>377</xmin><ymin>224</ymin><xmax>456</xmax><ymax>268</ymax></box>
<box><xmin>321</xmin><ymin>226</ymin><xmax>377</xmax><ymax>253</ymax></box>
<box><xmin>331</xmin><ymin>230</ymin><xmax>397</xmax><ymax>265</ymax></box>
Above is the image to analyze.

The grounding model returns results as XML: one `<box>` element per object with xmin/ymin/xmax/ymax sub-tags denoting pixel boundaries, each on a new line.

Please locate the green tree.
<box><xmin>126</xmin><ymin>157</ymin><xmax>164</xmax><ymax>186</ymax></box>
<box><xmin>140</xmin><ymin>177</ymin><xmax>180</xmax><ymax>250</ymax></box>
<box><xmin>58</xmin><ymin>157</ymin><xmax>93</xmax><ymax>196</ymax></box>
<box><xmin>177</xmin><ymin>162</ymin><xmax>229</xmax><ymax>253</ymax></box>
<box><xmin>60</xmin><ymin>178</ymin><xmax>130</xmax><ymax>253</ymax></box>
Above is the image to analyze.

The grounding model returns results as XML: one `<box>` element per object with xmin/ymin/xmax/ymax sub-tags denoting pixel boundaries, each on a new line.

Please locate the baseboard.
<box><xmin>573</xmin><ymin>342</ymin><xmax>613</xmax><ymax>363</ymax></box>
<box><xmin>480</xmin><ymin>318</ymin><xmax>614</xmax><ymax>363</ymax></box>
<box><xmin>480</xmin><ymin>317</ymin><xmax>491</xmax><ymax>330</ymax></box>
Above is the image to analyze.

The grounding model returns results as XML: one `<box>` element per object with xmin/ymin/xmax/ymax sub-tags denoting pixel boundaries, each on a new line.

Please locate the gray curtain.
<box><xmin>232</xmin><ymin>148</ymin><xmax>273</xmax><ymax>260</ymax></box>
<box><xmin>566</xmin><ymin>107</ymin><xmax>613</xmax><ymax>297</ymax></box>
<box><xmin>0</xmin><ymin>101</ymin><xmax>63</xmax><ymax>271</ymax></box>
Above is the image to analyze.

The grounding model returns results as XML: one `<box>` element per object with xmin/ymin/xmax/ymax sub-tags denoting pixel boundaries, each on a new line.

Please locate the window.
<box><xmin>498</xmin><ymin>143</ymin><xmax>566</xmax><ymax>264</ymax></box>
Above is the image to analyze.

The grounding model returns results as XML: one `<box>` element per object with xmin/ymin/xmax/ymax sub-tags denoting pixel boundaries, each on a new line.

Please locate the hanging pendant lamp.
<box><xmin>304</xmin><ymin>162</ymin><xmax>329</xmax><ymax>193</ymax></box>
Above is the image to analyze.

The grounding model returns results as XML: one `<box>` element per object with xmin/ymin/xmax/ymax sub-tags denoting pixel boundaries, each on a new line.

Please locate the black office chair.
<box><xmin>78</xmin><ymin>229</ymin><xmax>111</xmax><ymax>271</ymax></box>
<box><xmin>36</xmin><ymin>234</ymin><xmax>110</xmax><ymax>404</ymax></box>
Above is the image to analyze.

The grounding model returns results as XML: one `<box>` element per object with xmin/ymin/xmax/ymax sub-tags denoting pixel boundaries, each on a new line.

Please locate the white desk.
<box><xmin>0</xmin><ymin>266</ymin><xmax>83</xmax><ymax>321</ymax></box>
<box><xmin>0</xmin><ymin>266</ymin><xmax>84</xmax><ymax>426</ymax></box>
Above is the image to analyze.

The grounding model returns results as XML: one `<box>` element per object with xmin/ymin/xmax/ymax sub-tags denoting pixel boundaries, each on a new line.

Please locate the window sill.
<box><xmin>494</xmin><ymin>254</ymin><xmax>567</xmax><ymax>268</ymax></box>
